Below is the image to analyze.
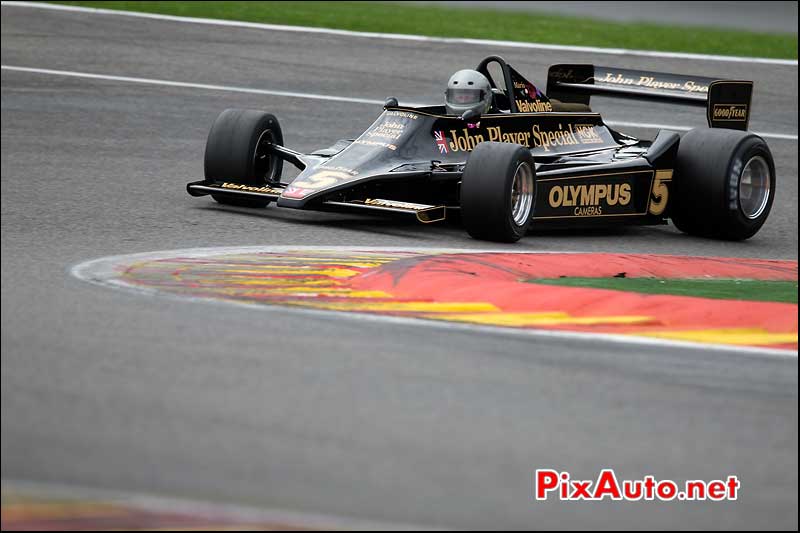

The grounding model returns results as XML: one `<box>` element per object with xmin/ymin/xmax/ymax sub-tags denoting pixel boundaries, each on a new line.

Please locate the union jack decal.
<box><xmin>434</xmin><ymin>130</ymin><xmax>449</xmax><ymax>154</ymax></box>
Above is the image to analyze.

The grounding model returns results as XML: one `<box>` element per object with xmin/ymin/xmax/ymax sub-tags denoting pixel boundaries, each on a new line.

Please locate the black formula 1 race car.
<box><xmin>187</xmin><ymin>55</ymin><xmax>775</xmax><ymax>243</ymax></box>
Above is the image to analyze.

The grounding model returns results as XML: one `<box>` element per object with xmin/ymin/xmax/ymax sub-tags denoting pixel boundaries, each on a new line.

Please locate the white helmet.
<box><xmin>445</xmin><ymin>69</ymin><xmax>492</xmax><ymax>116</ymax></box>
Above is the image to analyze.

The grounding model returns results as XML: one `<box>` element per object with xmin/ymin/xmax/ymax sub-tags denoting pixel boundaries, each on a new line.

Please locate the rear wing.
<box><xmin>546</xmin><ymin>65</ymin><xmax>753</xmax><ymax>131</ymax></box>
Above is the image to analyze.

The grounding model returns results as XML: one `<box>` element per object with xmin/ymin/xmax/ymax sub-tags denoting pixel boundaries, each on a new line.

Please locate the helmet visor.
<box><xmin>446</xmin><ymin>88</ymin><xmax>485</xmax><ymax>106</ymax></box>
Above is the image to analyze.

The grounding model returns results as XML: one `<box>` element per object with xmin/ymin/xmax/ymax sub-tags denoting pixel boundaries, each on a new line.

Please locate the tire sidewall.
<box><xmin>204</xmin><ymin>109</ymin><xmax>284</xmax><ymax>186</ymax></box>
<box><xmin>204</xmin><ymin>109</ymin><xmax>284</xmax><ymax>208</ymax></box>
<box><xmin>671</xmin><ymin>129</ymin><xmax>776</xmax><ymax>241</ymax></box>
<box><xmin>461</xmin><ymin>142</ymin><xmax>535</xmax><ymax>243</ymax></box>
<box><xmin>245</xmin><ymin>114</ymin><xmax>283</xmax><ymax>186</ymax></box>
<box><xmin>502</xmin><ymin>154</ymin><xmax>535</xmax><ymax>240</ymax></box>
<box><xmin>723</xmin><ymin>137</ymin><xmax>775</xmax><ymax>239</ymax></box>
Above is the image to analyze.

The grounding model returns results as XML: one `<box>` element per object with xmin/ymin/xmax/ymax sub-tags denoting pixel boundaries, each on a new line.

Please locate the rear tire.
<box><xmin>461</xmin><ymin>142</ymin><xmax>536</xmax><ymax>242</ymax></box>
<box><xmin>204</xmin><ymin>108</ymin><xmax>284</xmax><ymax>208</ymax></box>
<box><xmin>671</xmin><ymin>128</ymin><xmax>775</xmax><ymax>240</ymax></box>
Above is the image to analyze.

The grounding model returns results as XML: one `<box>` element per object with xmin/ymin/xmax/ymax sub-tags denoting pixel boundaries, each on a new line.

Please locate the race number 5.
<box><xmin>648</xmin><ymin>169</ymin><xmax>673</xmax><ymax>216</ymax></box>
<box><xmin>291</xmin><ymin>170</ymin><xmax>351</xmax><ymax>190</ymax></box>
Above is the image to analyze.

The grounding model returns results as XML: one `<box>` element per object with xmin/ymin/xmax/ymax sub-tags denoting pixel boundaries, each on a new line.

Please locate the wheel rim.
<box><xmin>738</xmin><ymin>155</ymin><xmax>771</xmax><ymax>220</ymax></box>
<box><xmin>510</xmin><ymin>162</ymin><xmax>534</xmax><ymax>226</ymax></box>
<box><xmin>253</xmin><ymin>130</ymin><xmax>276</xmax><ymax>183</ymax></box>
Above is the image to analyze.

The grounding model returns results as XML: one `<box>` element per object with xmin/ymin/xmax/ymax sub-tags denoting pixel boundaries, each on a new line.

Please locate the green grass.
<box><xmin>54</xmin><ymin>1</ymin><xmax>797</xmax><ymax>59</ymax></box>
<box><xmin>526</xmin><ymin>277</ymin><xmax>798</xmax><ymax>303</ymax></box>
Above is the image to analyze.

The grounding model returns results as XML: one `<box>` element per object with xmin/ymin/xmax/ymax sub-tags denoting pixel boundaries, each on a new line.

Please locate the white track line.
<box><xmin>3</xmin><ymin>64</ymin><xmax>797</xmax><ymax>141</ymax></box>
<box><xmin>606</xmin><ymin>120</ymin><xmax>798</xmax><ymax>141</ymax></box>
<box><xmin>70</xmin><ymin>246</ymin><xmax>798</xmax><ymax>359</ymax></box>
<box><xmin>0</xmin><ymin>65</ymin><xmax>383</xmax><ymax>106</ymax></box>
<box><xmin>2</xmin><ymin>0</ymin><xmax>797</xmax><ymax>66</ymax></box>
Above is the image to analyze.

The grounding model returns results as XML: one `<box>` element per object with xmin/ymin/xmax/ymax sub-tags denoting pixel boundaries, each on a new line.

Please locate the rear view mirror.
<box><xmin>461</xmin><ymin>109</ymin><xmax>481</xmax><ymax>122</ymax></box>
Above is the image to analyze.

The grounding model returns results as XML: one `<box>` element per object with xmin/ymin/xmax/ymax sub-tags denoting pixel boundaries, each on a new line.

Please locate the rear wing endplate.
<box><xmin>546</xmin><ymin>65</ymin><xmax>753</xmax><ymax>131</ymax></box>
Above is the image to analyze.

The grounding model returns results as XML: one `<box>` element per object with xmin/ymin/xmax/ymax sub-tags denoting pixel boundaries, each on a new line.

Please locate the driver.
<box><xmin>444</xmin><ymin>69</ymin><xmax>493</xmax><ymax>117</ymax></box>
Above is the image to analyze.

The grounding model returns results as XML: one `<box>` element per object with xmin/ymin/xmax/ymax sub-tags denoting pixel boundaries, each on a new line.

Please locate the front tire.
<box><xmin>204</xmin><ymin>108</ymin><xmax>284</xmax><ymax>208</ymax></box>
<box><xmin>671</xmin><ymin>128</ymin><xmax>775</xmax><ymax>240</ymax></box>
<box><xmin>461</xmin><ymin>142</ymin><xmax>536</xmax><ymax>243</ymax></box>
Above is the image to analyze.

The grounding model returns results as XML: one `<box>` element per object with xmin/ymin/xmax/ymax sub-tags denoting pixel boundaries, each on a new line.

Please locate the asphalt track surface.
<box><xmin>1</xmin><ymin>4</ymin><xmax>798</xmax><ymax>530</ymax></box>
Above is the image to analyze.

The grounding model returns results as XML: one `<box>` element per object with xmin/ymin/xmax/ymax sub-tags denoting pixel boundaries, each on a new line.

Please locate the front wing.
<box><xmin>186</xmin><ymin>180</ymin><xmax>447</xmax><ymax>223</ymax></box>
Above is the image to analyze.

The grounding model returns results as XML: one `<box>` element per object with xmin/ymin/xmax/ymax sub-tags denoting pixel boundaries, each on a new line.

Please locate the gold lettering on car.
<box><xmin>531</xmin><ymin>124</ymin><xmax>580</xmax><ymax>152</ymax></box>
<box><xmin>712</xmin><ymin>104</ymin><xmax>747</xmax><ymax>121</ymax></box>
<box><xmin>549</xmin><ymin>68</ymin><xmax>575</xmax><ymax>81</ymax></box>
<box><xmin>515</xmin><ymin>100</ymin><xmax>554</xmax><ymax>113</ymax></box>
<box><xmin>599</xmin><ymin>72</ymin><xmax>708</xmax><ymax>94</ymax></box>
<box><xmin>353</xmin><ymin>139</ymin><xmax>398</xmax><ymax>151</ymax></box>
<box><xmin>487</xmin><ymin>126</ymin><xmax>532</xmax><ymax>145</ymax></box>
<box><xmin>447</xmin><ymin>123</ymin><xmax>610</xmax><ymax>153</ymax></box>
<box><xmin>648</xmin><ymin>170</ymin><xmax>673</xmax><ymax>215</ymax></box>
<box><xmin>220</xmin><ymin>182</ymin><xmax>282</xmax><ymax>195</ymax></box>
<box><xmin>449</xmin><ymin>128</ymin><xmax>485</xmax><ymax>152</ymax></box>
<box><xmin>384</xmin><ymin>110</ymin><xmax>418</xmax><ymax>120</ymax></box>
<box><xmin>573</xmin><ymin>124</ymin><xmax>604</xmax><ymax>144</ymax></box>
<box><xmin>364</xmin><ymin>198</ymin><xmax>431</xmax><ymax>211</ymax></box>
<box><xmin>548</xmin><ymin>183</ymin><xmax>632</xmax><ymax>216</ymax></box>
<box><xmin>365</xmin><ymin>120</ymin><xmax>407</xmax><ymax>141</ymax></box>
